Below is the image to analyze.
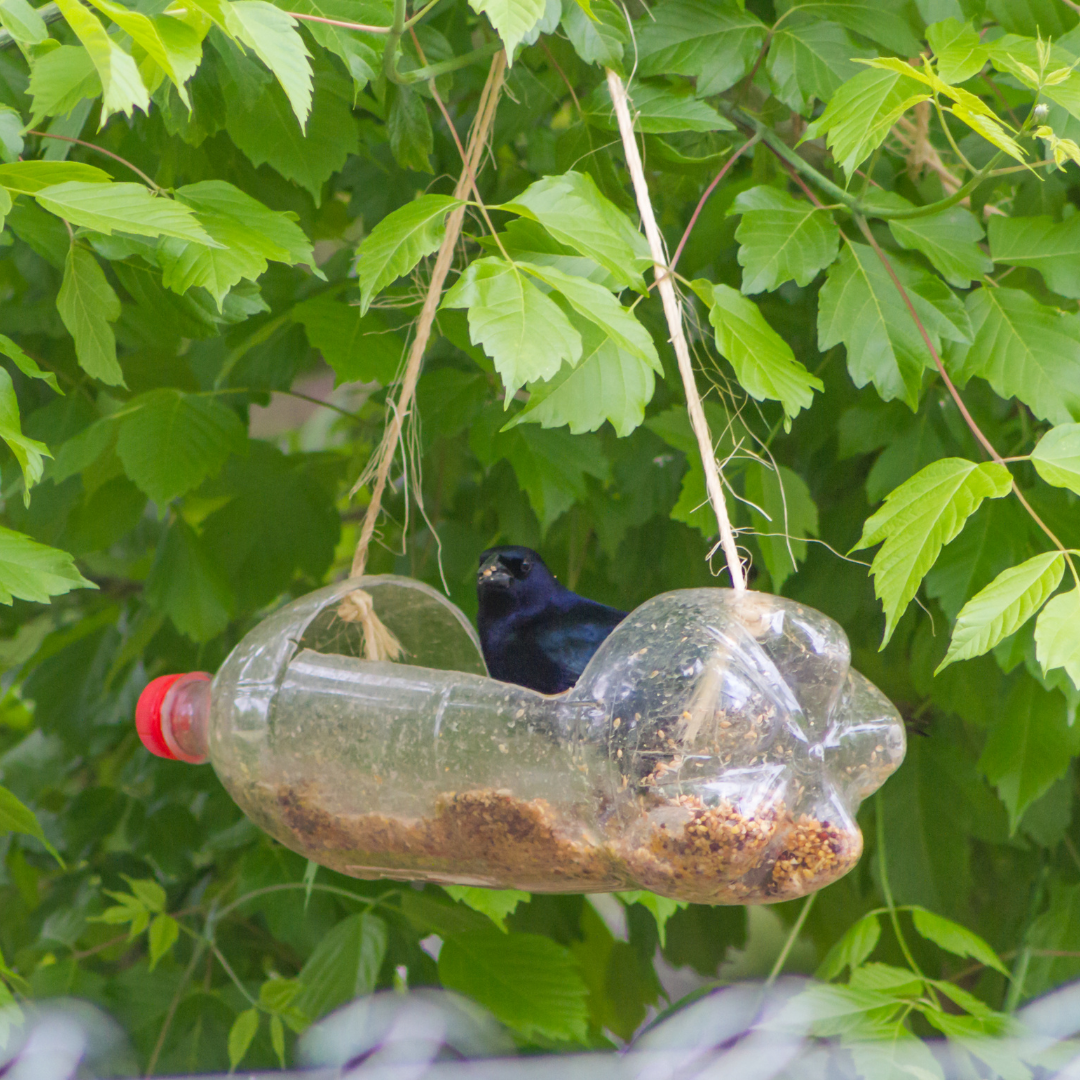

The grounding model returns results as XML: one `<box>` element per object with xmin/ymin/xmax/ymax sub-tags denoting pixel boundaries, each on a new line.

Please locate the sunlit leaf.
<box><xmin>853</xmin><ymin>458</ymin><xmax>1012</xmax><ymax>646</ymax></box>
<box><xmin>356</xmin><ymin>194</ymin><xmax>463</xmax><ymax>314</ymax></box>
<box><xmin>443</xmin><ymin>257</ymin><xmax>582</xmax><ymax>399</ymax></box>
<box><xmin>938</xmin><ymin>552</ymin><xmax>1064</xmax><ymax>672</ymax></box>
<box><xmin>1035</xmin><ymin>588</ymin><xmax>1080</xmax><ymax>691</ymax></box>
<box><xmin>57</xmin><ymin>245</ymin><xmax>123</xmax><ymax>386</ymax></box>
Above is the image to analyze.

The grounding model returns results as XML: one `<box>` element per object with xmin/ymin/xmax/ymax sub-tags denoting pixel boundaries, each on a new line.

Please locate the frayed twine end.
<box><xmin>337</xmin><ymin>589</ymin><xmax>405</xmax><ymax>662</ymax></box>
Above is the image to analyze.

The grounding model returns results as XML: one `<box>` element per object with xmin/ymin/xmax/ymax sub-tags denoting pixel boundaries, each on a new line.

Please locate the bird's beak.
<box><xmin>478</xmin><ymin>558</ymin><xmax>512</xmax><ymax>589</ymax></box>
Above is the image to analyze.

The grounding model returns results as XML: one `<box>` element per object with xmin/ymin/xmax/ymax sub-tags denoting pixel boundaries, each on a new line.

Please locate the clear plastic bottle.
<box><xmin>135</xmin><ymin>576</ymin><xmax>905</xmax><ymax>903</ymax></box>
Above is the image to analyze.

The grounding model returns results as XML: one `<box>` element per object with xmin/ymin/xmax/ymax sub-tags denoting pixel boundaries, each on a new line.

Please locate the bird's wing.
<box><xmin>534</xmin><ymin>600</ymin><xmax>627</xmax><ymax>680</ymax></box>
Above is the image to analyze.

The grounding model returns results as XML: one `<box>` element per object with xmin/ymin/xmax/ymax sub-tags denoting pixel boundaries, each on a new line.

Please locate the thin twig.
<box><xmin>287</xmin><ymin>10</ymin><xmax>391</xmax><ymax>31</ymax></box>
<box><xmin>30</xmin><ymin>130</ymin><xmax>160</xmax><ymax>190</ymax></box>
<box><xmin>606</xmin><ymin>69</ymin><xmax>745</xmax><ymax>593</ymax></box>
<box><xmin>670</xmin><ymin>133</ymin><xmax>760</xmax><ymax>273</ymax></box>
<box><xmin>145</xmin><ymin>939</ymin><xmax>206</xmax><ymax>1077</ymax></box>
<box><xmin>351</xmin><ymin>50</ymin><xmax>507</xmax><ymax>576</ymax></box>
<box><xmin>765</xmin><ymin>892</ymin><xmax>816</xmax><ymax>987</ymax></box>
<box><xmin>876</xmin><ymin>792</ymin><xmax>935</xmax><ymax>1003</ymax></box>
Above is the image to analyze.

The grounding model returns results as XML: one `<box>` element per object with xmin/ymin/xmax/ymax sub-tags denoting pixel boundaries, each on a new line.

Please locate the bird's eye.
<box><xmin>520</xmin><ymin>559</ymin><xmax>532</xmax><ymax>575</ymax></box>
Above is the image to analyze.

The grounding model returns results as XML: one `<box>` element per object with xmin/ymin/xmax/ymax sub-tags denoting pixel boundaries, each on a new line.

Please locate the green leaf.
<box><xmin>947</xmin><ymin>287</ymin><xmax>1080</xmax><ymax>425</ymax></box>
<box><xmin>500</xmin><ymin>171</ymin><xmax>650</xmax><ymax>293</ymax></box>
<box><xmin>1031</xmin><ymin>423</ymin><xmax>1080</xmax><ymax>494</ymax></box>
<box><xmin>355</xmin><ymin>194</ymin><xmax>462</xmax><ymax>315</ymax></box>
<box><xmin>259</xmin><ymin>975</ymin><xmax>301</xmax><ymax>1015</ymax></box>
<box><xmin>51</xmin><ymin>417</ymin><xmax>115</xmax><ymax>484</ymax></box>
<box><xmin>148</xmin><ymin>913</ymin><xmax>179</xmax><ymax>971</ymax></box>
<box><xmin>616</xmin><ymin>892</ymin><xmax>687</xmax><ymax>948</ymax></box>
<box><xmin>0</xmin><ymin>783</ymin><xmax>47</xmax><ymax>842</ymax></box>
<box><xmin>0</xmin><ymin>368</ymin><xmax>51</xmax><ymax>498</ymax></box>
<box><xmin>0</xmin><ymin>0</ymin><xmax>48</xmax><ymax>44</ymax></box>
<box><xmin>293</xmin><ymin>910</ymin><xmax>388</xmax><ymax>1019</ymax></box>
<box><xmin>980</xmin><ymin>675</ymin><xmax>1080</xmax><ymax>832</ymax></box>
<box><xmin>745</xmin><ymin>461</ymin><xmax>819</xmax><ymax>591</ymax></box>
<box><xmin>57</xmin><ymin>245</ymin><xmax>124</xmax><ymax>386</ymax></box>
<box><xmin>803</xmin><ymin>67</ymin><xmax>930</xmax><ymax>179</ymax></box>
<box><xmin>848</xmin><ymin>962</ymin><xmax>923</xmax><ymax>997</ymax></box>
<box><xmin>0</xmin><ymin>160</ymin><xmax>112</xmax><ymax>195</ymax></box>
<box><xmin>765</xmin><ymin>15</ymin><xmax>875</xmax><ymax>116</ymax></box>
<box><xmin>35</xmin><ymin>182</ymin><xmax>217</xmax><ymax>246</ymax></box>
<box><xmin>518</xmin><ymin>261</ymin><xmax>659</xmax><ymax>370</ymax></box>
<box><xmin>55</xmin><ymin>0</ymin><xmax>150</xmax><ymax>122</ymax></box>
<box><xmin>443</xmin><ymin>257</ymin><xmax>582</xmax><ymax>399</ymax></box>
<box><xmin>774</xmin><ymin>0</ymin><xmax>922</xmax><ymax>55</ymax></box>
<box><xmin>1035</xmin><ymin>588</ymin><xmax>1080</xmax><ymax>691</ymax></box>
<box><xmin>474</xmin><ymin>418</ymin><xmax>609</xmax><ymax>530</ymax></box>
<box><xmin>438</xmin><ymin>929</ymin><xmax>589</xmax><ymax>1043</ymax></box>
<box><xmin>443</xmin><ymin>887</ymin><xmax>529</xmax><ymax>930</ymax></box>
<box><xmin>819</xmin><ymin>242</ymin><xmax>972</xmax><ymax>409</ymax></box>
<box><xmin>86</xmin><ymin>0</ymin><xmax>202</xmax><ymax>107</ymax></box>
<box><xmin>144</xmin><ymin>517</ymin><xmax>233</xmax><ymax>641</ymax></box>
<box><xmin>695</xmin><ymin>281</ymin><xmax>822</xmax><ymax>419</ymax></box>
<box><xmin>560</xmin><ymin>0</ymin><xmax>625</xmax><ymax>68</ymax></box>
<box><xmin>816</xmin><ymin>913</ymin><xmax>881</xmax><ymax>980</ymax></box>
<box><xmin>853</xmin><ymin>458</ymin><xmax>1012</xmax><ymax>646</ymax></box>
<box><xmin>386</xmin><ymin>82</ymin><xmax>432</xmax><ymax>173</ymax></box>
<box><xmin>938</xmin><ymin>552</ymin><xmax>1065</xmax><ymax>672</ymax></box>
<box><xmin>0</xmin><ymin>334</ymin><xmax>60</xmax><ymax>392</ymax></box>
<box><xmin>224</xmin><ymin>1</ymin><xmax>312</xmax><ymax>128</ymax></box>
<box><xmin>27</xmin><ymin>45</ymin><xmax>102</xmax><ymax>126</ymax></box>
<box><xmin>0</xmin><ymin>107</ymin><xmax>23</xmax><ymax>164</ymax></box>
<box><xmin>293</xmin><ymin>297</ymin><xmax>401</xmax><ymax>385</ymax></box>
<box><xmin>123</xmin><ymin>875</ymin><xmax>167</xmax><ymax>912</ymax></box>
<box><xmin>270</xmin><ymin>1013</ymin><xmax>285</xmax><ymax>1065</ymax></box>
<box><xmin>116</xmin><ymin>389</ymin><xmax>246</xmax><ymax>504</ymax></box>
<box><xmin>909</xmin><ymin>908</ymin><xmax>1008</xmax><ymax>975</ymax></box>
<box><xmin>924</xmin><ymin>497</ymin><xmax>1033</xmax><ymax>620</ymax></box>
<box><xmin>225</xmin><ymin>74</ymin><xmax>358</xmax><ymax>203</ymax></box>
<box><xmin>468</xmin><ymin>0</ymin><xmax>545</xmax><ymax>59</ymax></box>
<box><xmin>636</xmin><ymin>0</ymin><xmax>768</xmax><ymax>96</ymax></box>
<box><xmin>160</xmin><ymin>180</ymin><xmax>315</xmax><ymax>308</ymax></box>
<box><xmin>228</xmin><ymin>1008</ymin><xmax>259</xmax><ymax>1070</ymax></box>
<box><xmin>582</xmin><ymin>79</ymin><xmax>733</xmax><ymax>135</ymax></box>
<box><xmin>507</xmin><ymin>317</ymin><xmax>656</xmax><ymax>437</ymax></box>
<box><xmin>286</xmin><ymin>0</ymin><xmax>379</xmax><ymax>92</ymax></box>
<box><xmin>889</xmin><ymin>206</ymin><xmax>992</xmax><ymax>289</ymax></box>
<box><xmin>0</xmin><ymin>525</ymin><xmax>95</xmax><ymax>604</ymax></box>
<box><xmin>729</xmin><ymin>186</ymin><xmax>840</xmax><ymax>294</ymax></box>
<box><xmin>200</xmin><ymin>443</ymin><xmax>339</xmax><ymax>610</ymax></box>
<box><xmin>927</xmin><ymin>17</ymin><xmax>989</xmax><ymax>84</ymax></box>
<box><xmin>989</xmin><ymin>214</ymin><xmax>1080</xmax><ymax>299</ymax></box>
<box><xmin>764</xmin><ymin>982</ymin><xmax>900</xmax><ymax>1030</ymax></box>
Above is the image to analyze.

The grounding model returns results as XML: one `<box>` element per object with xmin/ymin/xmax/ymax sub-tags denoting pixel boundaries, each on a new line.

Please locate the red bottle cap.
<box><xmin>136</xmin><ymin>673</ymin><xmax>209</xmax><ymax>760</ymax></box>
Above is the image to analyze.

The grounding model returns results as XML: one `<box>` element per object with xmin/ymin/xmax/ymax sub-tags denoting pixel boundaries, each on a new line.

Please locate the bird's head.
<box><xmin>477</xmin><ymin>545</ymin><xmax>557</xmax><ymax>613</ymax></box>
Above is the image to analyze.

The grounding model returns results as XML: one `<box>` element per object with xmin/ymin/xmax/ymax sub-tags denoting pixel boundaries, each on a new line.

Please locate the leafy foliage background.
<box><xmin>3</xmin><ymin>0</ymin><xmax>1080</xmax><ymax>1072</ymax></box>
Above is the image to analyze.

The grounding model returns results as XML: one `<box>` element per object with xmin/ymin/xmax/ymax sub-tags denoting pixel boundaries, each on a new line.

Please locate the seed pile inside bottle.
<box><xmin>264</xmin><ymin>779</ymin><xmax>860</xmax><ymax>903</ymax></box>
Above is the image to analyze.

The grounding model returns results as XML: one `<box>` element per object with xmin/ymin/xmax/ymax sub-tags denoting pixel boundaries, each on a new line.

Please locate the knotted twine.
<box><xmin>337</xmin><ymin>51</ymin><xmax>508</xmax><ymax>661</ymax></box>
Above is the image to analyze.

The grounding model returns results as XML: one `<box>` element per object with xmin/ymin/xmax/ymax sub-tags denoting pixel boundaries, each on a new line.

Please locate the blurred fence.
<box><xmin>5</xmin><ymin>976</ymin><xmax>1080</xmax><ymax>1079</ymax></box>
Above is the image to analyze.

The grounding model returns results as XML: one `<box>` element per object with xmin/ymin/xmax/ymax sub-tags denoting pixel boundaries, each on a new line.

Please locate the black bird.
<box><xmin>476</xmin><ymin>545</ymin><xmax>627</xmax><ymax>694</ymax></box>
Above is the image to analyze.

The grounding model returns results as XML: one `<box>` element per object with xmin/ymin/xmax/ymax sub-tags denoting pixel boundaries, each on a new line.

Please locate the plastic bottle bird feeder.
<box><xmin>135</xmin><ymin>577</ymin><xmax>905</xmax><ymax>904</ymax></box>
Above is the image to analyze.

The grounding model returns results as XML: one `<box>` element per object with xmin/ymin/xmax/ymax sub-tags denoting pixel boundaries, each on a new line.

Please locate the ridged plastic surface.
<box><xmin>207</xmin><ymin>576</ymin><xmax>905</xmax><ymax>903</ymax></box>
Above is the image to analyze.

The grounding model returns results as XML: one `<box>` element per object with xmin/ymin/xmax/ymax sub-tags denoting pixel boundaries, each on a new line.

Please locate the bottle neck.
<box><xmin>161</xmin><ymin>674</ymin><xmax>211</xmax><ymax>764</ymax></box>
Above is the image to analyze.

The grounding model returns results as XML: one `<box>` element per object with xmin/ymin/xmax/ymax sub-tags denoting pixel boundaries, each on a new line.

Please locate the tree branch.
<box><xmin>670</xmin><ymin>133</ymin><xmax>760</xmax><ymax>273</ymax></box>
